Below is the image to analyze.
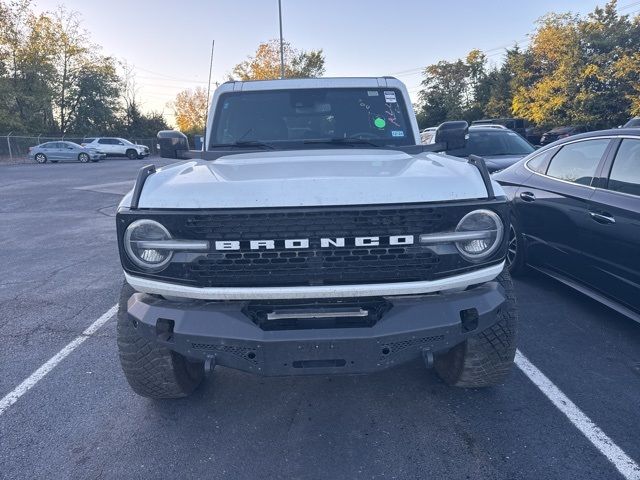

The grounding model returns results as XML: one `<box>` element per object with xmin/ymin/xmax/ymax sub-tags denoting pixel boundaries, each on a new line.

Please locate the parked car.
<box><xmin>420</xmin><ymin>127</ymin><xmax>437</xmax><ymax>144</ymax></box>
<box><xmin>472</xmin><ymin>118</ymin><xmax>529</xmax><ymax>136</ymax></box>
<box><xmin>82</xmin><ymin>137</ymin><xmax>150</xmax><ymax>159</ymax></box>
<box><xmin>539</xmin><ymin>125</ymin><xmax>588</xmax><ymax>146</ymax></box>
<box><xmin>623</xmin><ymin>117</ymin><xmax>640</xmax><ymax>128</ymax></box>
<box><xmin>494</xmin><ymin>128</ymin><xmax>640</xmax><ymax>322</ymax></box>
<box><xmin>446</xmin><ymin>126</ymin><xmax>536</xmax><ymax>172</ymax></box>
<box><xmin>524</xmin><ymin>126</ymin><xmax>544</xmax><ymax>146</ymax></box>
<box><xmin>29</xmin><ymin>141</ymin><xmax>105</xmax><ymax>163</ymax></box>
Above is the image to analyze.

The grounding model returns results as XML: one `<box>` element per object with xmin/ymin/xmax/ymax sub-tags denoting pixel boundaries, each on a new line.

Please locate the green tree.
<box><xmin>230</xmin><ymin>39</ymin><xmax>325</xmax><ymax>80</ymax></box>
<box><xmin>416</xmin><ymin>59</ymin><xmax>470</xmax><ymax>127</ymax></box>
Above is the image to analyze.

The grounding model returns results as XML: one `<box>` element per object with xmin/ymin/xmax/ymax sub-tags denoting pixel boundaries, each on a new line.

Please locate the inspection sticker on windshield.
<box><xmin>384</xmin><ymin>91</ymin><xmax>397</xmax><ymax>103</ymax></box>
<box><xmin>367</xmin><ymin>90</ymin><xmax>379</xmax><ymax>96</ymax></box>
<box><xmin>391</xmin><ymin>130</ymin><xmax>405</xmax><ymax>137</ymax></box>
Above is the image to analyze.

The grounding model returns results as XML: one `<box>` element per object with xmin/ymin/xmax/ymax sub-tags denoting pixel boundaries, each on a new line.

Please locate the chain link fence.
<box><xmin>0</xmin><ymin>135</ymin><xmax>158</xmax><ymax>164</ymax></box>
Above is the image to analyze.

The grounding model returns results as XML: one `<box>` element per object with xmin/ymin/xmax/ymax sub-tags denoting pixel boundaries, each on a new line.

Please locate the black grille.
<box><xmin>117</xmin><ymin>201</ymin><xmax>508</xmax><ymax>288</ymax></box>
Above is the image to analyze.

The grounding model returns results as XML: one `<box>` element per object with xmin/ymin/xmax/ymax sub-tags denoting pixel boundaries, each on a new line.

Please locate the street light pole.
<box><xmin>278</xmin><ymin>0</ymin><xmax>285</xmax><ymax>78</ymax></box>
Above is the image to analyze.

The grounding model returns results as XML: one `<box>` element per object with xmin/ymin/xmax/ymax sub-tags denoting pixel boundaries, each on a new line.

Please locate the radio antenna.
<box><xmin>203</xmin><ymin>39</ymin><xmax>215</xmax><ymax>150</ymax></box>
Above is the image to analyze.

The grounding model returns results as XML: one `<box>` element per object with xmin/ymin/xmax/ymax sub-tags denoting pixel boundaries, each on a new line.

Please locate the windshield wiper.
<box><xmin>209</xmin><ymin>140</ymin><xmax>275</xmax><ymax>150</ymax></box>
<box><xmin>303</xmin><ymin>137</ymin><xmax>382</xmax><ymax>148</ymax></box>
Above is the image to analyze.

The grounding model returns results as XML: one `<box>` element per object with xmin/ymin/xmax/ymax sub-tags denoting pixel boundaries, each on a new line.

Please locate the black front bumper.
<box><xmin>127</xmin><ymin>281</ymin><xmax>506</xmax><ymax>376</ymax></box>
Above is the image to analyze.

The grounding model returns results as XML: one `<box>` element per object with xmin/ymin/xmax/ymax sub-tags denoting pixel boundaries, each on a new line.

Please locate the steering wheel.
<box><xmin>348</xmin><ymin>132</ymin><xmax>380</xmax><ymax>140</ymax></box>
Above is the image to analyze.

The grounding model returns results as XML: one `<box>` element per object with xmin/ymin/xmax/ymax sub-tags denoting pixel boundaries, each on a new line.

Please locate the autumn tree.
<box><xmin>416</xmin><ymin>0</ymin><xmax>640</xmax><ymax>129</ymax></box>
<box><xmin>170</xmin><ymin>86</ymin><xmax>208</xmax><ymax>134</ymax></box>
<box><xmin>230</xmin><ymin>39</ymin><xmax>325</xmax><ymax>81</ymax></box>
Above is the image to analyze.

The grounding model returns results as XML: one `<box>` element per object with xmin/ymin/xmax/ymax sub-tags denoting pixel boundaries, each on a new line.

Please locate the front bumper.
<box><xmin>126</xmin><ymin>279</ymin><xmax>506</xmax><ymax>376</ymax></box>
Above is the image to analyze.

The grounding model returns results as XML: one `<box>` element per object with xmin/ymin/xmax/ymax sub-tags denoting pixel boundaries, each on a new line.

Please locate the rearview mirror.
<box><xmin>434</xmin><ymin>121</ymin><xmax>468</xmax><ymax>151</ymax></box>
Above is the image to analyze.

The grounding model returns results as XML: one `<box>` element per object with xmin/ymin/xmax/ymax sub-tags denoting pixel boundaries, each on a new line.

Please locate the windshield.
<box><xmin>210</xmin><ymin>88</ymin><xmax>415</xmax><ymax>149</ymax></box>
<box><xmin>120</xmin><ymin>138</ymin><xmax>133</xmax><ymax>145</ymax></box>
<box><xmin>448</xmin><ymin>130</ymin><xmax>534</xmax><ymax>157</ymax></box>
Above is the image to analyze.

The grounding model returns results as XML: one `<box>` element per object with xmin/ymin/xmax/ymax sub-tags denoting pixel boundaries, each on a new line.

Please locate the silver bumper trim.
<box><xmin>124</xmin><ymin>262</ymin><xmax>505</xmax><ymax>300</ymax></box>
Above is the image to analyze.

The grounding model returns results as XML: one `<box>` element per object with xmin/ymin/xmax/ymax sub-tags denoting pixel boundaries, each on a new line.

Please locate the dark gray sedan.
<box><xmin>29</xmin><ymin>141</ymin><xmax>105</xmax><ymax>163</ymax></box>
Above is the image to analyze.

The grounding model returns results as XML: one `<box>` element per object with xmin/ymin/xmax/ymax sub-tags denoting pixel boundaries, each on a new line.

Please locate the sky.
<box><xmin>33</xmin><ymin>0</ymin><xmax>640</xmax><ymax>126</ymax></box>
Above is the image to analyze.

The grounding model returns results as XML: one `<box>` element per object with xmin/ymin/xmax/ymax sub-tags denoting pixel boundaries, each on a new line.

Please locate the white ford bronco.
<box><xmin>116</xmin><ymin>77</ymin><xmax>517</xmax><ymax>398</ymax></box>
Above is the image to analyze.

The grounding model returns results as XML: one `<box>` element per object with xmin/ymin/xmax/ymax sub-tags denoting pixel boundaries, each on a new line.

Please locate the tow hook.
<box><xmin>204</xmin><ymin>356</ymin><xmax>216</xmax><ymax>375</ymax></box>
<box><xmin>422</xmin><ymin>349</ymin><xmax>434</xmax><ymax>369</ymax></box>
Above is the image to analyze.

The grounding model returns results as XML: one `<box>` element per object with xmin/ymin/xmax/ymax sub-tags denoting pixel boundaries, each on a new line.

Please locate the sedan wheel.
<box><xmin>506</xmin><ymin>217</ymin><xmax>527</xmax><ymax>276</ymax></box>
<box><xmin>35</xmin><ymin>153</ymin><xmax>47</xmax><ymax>164</ymax></box>
<box><xmin>78</xmin><ymin>153</ymin><xmax>90</xmax><ymax>163</ymax></box>
<box><xmin>507</xmin><ymin>224</ymin><xmax>517</xmax><ymax>267</ymax></box>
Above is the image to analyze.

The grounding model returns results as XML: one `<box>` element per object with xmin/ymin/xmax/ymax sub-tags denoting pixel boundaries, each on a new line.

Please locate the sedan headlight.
<box><xmin>124</xmin><ymin>220</ymin><xmax>174</xmax><ymax>270</ymax></box>
<box><xmin>454</xmin><ymin>209</ymin><xmax>503</xmax><ymax>261</ymax></box>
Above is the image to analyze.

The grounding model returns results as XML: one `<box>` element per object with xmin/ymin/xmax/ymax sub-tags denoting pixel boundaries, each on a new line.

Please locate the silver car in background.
<box><xmin>29</xmin><ymin>141</ymin><xmax>105</xmax><ymax>163</ymax></box>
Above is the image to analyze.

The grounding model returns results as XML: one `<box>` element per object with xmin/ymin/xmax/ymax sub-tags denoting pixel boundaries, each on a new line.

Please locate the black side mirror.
<box><xmin>434</xmin><ymin>121</ymin><xmax>468</xmax><ymax>151</ymax></box>
<box><xmin>157</xmin><ymin>130</ymin><xmax>190</xmax><ymax>159</ymax></box>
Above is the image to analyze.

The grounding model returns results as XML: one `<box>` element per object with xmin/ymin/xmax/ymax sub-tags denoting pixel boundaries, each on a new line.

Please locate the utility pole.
<box><xmin>278</xmin><ymin>0</ymin><xmax>285</xmax><ymax>78</ymax></box>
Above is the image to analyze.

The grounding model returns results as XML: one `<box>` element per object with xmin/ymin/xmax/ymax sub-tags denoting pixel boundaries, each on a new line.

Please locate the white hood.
<box><xmin>125</xmin><ymin>149</ymin><xmax>500</xmax><ymax>209</ymax></box>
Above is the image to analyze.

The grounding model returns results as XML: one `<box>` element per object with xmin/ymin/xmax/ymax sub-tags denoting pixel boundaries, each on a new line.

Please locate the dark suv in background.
<box><xmin>447</xmin><ymin>126</ymin><xmax>535</xmax><ymax>172</ymax></box>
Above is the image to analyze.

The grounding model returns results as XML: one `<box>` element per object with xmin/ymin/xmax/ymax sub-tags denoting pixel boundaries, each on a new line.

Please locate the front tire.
<box><xmin>35</xmin><ymin>153</ymin><xmax>47</xmax><ymax>163</ymax></box>
<box><xmin>78</xmin><ymin>153</ymin><xmax>90</xmax><ymax>163</ymax></box>
<box><xmin>117</xmin><ymin>281</ymin><xmax>205</xmax><ymax>399</ymax></box>
<box><xmin>126</xmin><ymin>149</ymin><xmax>138</xmax><ymax>160</ymax></box>
<box><xmin>434</xmin><ymin>271</ymin><xmax>517</xmax><ymax>388</ymax></box>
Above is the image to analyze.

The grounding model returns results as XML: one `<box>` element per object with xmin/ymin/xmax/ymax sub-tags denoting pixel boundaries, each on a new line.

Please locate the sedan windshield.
<box><xmin>210</xmin><ymin>88</ymin><xmax>415</xmax><ymax>149</ymax></box>
<box><xmin>448</xmin><ymin>130</ymin><xmax>535</xmax><ymax>157</ymax></box>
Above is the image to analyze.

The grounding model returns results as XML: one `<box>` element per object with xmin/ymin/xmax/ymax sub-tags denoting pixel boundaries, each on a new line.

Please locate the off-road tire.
<box><xmin>116</xmin><ymin>281</ymin><xmax>205</xmax><ymax>398</ymax></box>
<box><xmin>434</xmin><ymin>270</ymin><xmax>517</xmax><ymax>388</ymax></box>
<box><xmin>126</xmin><ymin>149</ymin><xmax>138</xmax><ymax>160</ymax></box>
<box><xmin>507</xmin><ymin>215</ymin><xmax>527</xmax><ymax>276</ymax></box>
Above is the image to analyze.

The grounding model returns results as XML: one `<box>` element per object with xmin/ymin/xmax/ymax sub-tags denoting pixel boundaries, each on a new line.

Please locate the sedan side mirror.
<box><xmin>434</xmin><ymin>121</ymin><xmax>468</xmax><ymax>151</ymax></box>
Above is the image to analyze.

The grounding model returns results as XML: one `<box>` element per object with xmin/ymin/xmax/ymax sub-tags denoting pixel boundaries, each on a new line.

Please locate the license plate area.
<box><xmin>244</xmin><ymin>298</ymin><xmax>391</xmax><ymax>331</ymax></box>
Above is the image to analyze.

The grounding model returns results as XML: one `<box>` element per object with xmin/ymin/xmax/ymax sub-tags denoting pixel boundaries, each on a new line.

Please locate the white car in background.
<box><xmin>420</xmin><ymin>127</ymin><xmax>437</xmax><ymax>144</ymax></box>
<box><xmin>82</xmin><ymin>137</ymin><xmax>150</xmax><ymax>159</ymax></box>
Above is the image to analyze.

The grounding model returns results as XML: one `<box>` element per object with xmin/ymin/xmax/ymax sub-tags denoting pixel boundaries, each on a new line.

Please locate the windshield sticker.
<box><xmin>385</xmin><ymin>104</ymin><xmax>401</xmax><ymax>127</ymax></box>
<box><xmin>367</xmin><ymin>90</ymin><xmax>379</xmax><ymax>96</ymax></box>
<box><xmin>374</xmin><ymin>117</ymin><xmax>386</xmax><ymax>129</ymax></box>
<box><xmin>384</xmin><ymin>91</ymin><xmax>397</xmax><ymax>103</ymax></box>
<box><xmin>391</xmin><ymin>130</ymin><xmax>405</xmax><ymax>137</ymax></box>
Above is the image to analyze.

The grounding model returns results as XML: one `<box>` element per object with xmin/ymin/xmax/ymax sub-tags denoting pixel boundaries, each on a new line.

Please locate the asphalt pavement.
<box><xmin>0</xmin><ymin>157</ymin><xmax>639</xmax><ymax>480</ymax></box>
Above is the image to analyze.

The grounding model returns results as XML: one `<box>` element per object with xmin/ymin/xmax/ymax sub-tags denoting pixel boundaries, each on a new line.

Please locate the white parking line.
<box><xmin>0</xmin><ymin>304</ymin><xmax>117</xmax><ymax>417</ymax></box>
<box><xmin>516</xmin><ymin>350</ymin><xmax>640</xmax><ymax>480</ymax></box>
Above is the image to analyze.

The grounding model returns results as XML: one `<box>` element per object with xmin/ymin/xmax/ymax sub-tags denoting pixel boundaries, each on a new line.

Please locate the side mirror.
<box><xmin>434</xmin><ymin>121</ymin><xmax>468</xmax><ymax>151</ymax></box>
<box><xmin>157</xmin><ymin>130</ymin><xmax>190</xmax><ymax>159</ymax></box>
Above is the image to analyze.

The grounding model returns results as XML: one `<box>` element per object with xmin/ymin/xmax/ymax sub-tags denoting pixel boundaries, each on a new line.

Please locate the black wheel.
<box><xmin>78</xmin><ymin>153</ymin><xmax>90</xmax><ymax>163</ymax></box>
<box><xmin>506</xmin><ymin>215</ymin><xmax>527</xmax><ymax>276</ymax></box>
<box><xmin>126</xmin><ymin>149</ymin><xmax>138</xmax><ymax>160</ymax></box>
<box><xmin>35</xmin><ymin>153</ymin><xmax>47</xmax><ymax>163</ymax></box>
<box><xmin>434</xmin><ymin>271</ymin><xmax>518</xmax><ymax>388</ymax></box>
<box><xmin>117</xmin><ymin>281</ymin><xmax>205</xmax><ymax>399</ymax></box>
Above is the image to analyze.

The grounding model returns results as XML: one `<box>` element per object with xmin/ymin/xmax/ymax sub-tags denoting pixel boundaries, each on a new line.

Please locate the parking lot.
<box><xmin>0</xmin><ymin>158</ymin><xmax>639</xmax><ymax>480</ymax></box>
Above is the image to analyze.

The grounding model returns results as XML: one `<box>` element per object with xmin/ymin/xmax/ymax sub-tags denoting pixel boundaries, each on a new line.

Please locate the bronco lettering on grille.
<box><xmin>214</xmin><ymin>235</ymin><xmax>414</xmax><ymax>251</ymax></box>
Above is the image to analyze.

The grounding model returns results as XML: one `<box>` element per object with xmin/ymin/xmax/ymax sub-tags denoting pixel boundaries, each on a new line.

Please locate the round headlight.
<box><xmin>124</xmin><ymin>219</ymin><xmax>173</xmax><ymax>270</ymax></box>
<box><xmin>455</xmin><ymin>209</ymin><xmax>504</xmax><ymax>261</ymax></box>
